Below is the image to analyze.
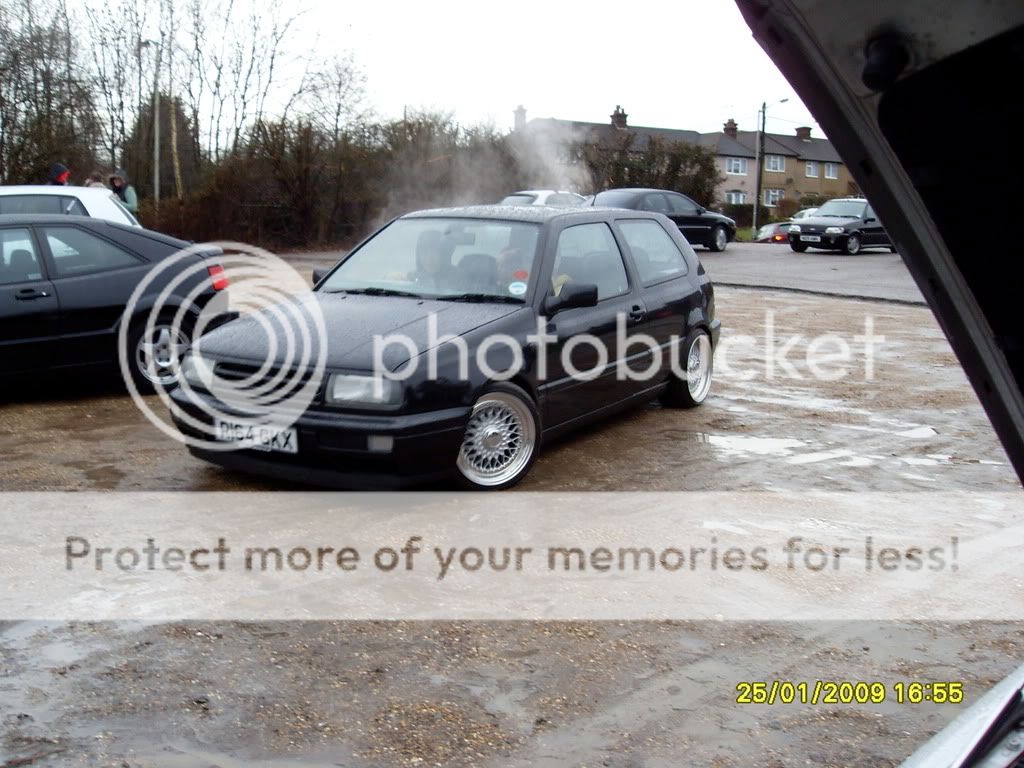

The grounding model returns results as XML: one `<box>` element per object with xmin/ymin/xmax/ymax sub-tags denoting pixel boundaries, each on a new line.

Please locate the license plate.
<box><xmin>215</xmin><ymin>420</ymin><xmax>298</xmax><ymax>454</ymax></box>
<box><xmin>801</xmin><ymin>235</ymin><xmax>821</xmax><ymax>242</ymax></box>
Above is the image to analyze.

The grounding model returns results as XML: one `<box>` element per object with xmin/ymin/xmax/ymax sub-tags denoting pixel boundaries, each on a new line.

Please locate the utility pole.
<box><xmin>152</xmin><ymin>41</ymin><xmax>161</xmax><ymax>215</ymax></box>
<box><xmin>751</xmin><ymin>97</ymin><xmax>788</xmax><ymax>234</ymax></box>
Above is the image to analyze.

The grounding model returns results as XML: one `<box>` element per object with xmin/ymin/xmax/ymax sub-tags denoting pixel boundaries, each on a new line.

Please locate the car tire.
<box><xmin>456</xmin><ymin>382</ymin><xmax>540</xmax><ymax>490</ymax></box>
<box><xmin>708</xmin><ymin>225</ymin><xmax>728</xmax><ymax>252</ymax></box>
<box><xmin>660</xmin><ymin>328</ymin><xmax>713</xmax><ymax>409</ymax></box>
<box><xmin>790</xmin><ymin>242</ymin><xmax>808</xmax><ymax>253</ymax></box>
<box><xmin>125</xmin><ymin>314</ymin><xmax>192</xmax><ymax>395</ymax></box>
<box><xmin>844</xmin><ymin>234</ymin><xmax>862</xmax><ymax>255</ymax></box>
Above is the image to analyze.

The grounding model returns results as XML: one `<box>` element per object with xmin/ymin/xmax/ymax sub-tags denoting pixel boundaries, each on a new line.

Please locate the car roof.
<box><xmin>595</xmin><ymin>188</ymin><xmax>679</xmax><ymax>196</ymax></box>
<box><xmin>0</xmin><ymin>213</ymin><xmax>188</xmax><ymax>244</ymax></box>
<box><xmin>507</xmin><ymin>190</ymin><xmax>582</xmax><ymax>196</ymax></box>
<box><xmin>0</xmin><ymin>185</ymin><xmax>116</xmax><ymax>200</ymax></box>
<box><xmin>401</xmin><ymin>204</ymin><xmax>631</xmax><ymax>223</ymax></box>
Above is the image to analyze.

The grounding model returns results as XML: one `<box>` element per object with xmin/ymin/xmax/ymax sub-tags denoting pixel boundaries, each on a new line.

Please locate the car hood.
<box><xmin>704</xmin><ymin>211</ymin><xmax>736</xmax><ymax>226</ymax></box>
<box><xmin>194</xmin><ymin>293</ymin><xmax>525</xmax><ymax>372</ymax></box>
<box><xmin>794</xmin><ymin>215</ymin><xmax>857</xmax><ymax>228</ymax></box>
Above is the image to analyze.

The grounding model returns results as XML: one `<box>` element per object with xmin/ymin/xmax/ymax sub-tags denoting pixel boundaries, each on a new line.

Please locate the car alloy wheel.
<box><xmin>457</xmin><ymin>386</ymin><xmax>538</xmax><ymax>489</ymax></box>
<box><xmin>710</xmin><ymin>225</ymin><xmax>728</xmax><ymax>252</ymax></box>
<box><xmin>134</xmin><ymin>322</ymin><xmax>189</xmax><ymax>389</ymax></box>
<box><xmin>660</xmin><ymin>329</ymin><xmax>713</xmax><ymax>408</ymax></box>
<box><xmin>845</xmin><ymin>234</ymin><xmax>861</xmax><ymax>255</ymax></box>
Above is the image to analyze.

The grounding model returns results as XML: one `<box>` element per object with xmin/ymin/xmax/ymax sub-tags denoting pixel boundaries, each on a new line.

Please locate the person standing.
<box><xmin>47</xmin><ymin>162</ymin><xmax>71</xmax><ymax>185</ymax></box>
<box><xmin>85</xmin><ymin>171</ymin><xmax>107</xmax><ymax>188</ymax></box>
<box><xmin>109</xmin><ymin>168</ymin><xmax>138</xmax><ymax>213</ymax></box>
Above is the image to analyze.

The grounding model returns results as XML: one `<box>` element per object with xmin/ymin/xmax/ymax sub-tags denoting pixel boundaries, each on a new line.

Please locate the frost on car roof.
<box><xmin>403</xmin><ymin>204</ymin><xmax>619</xmax><ymax>223</ymax></box>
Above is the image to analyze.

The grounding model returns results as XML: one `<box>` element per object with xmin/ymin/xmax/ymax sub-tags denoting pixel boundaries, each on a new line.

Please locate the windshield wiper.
<box><xmin>329</xmin><ymin>287</ymin><xmax>424</xmax><ymax>298</ymax></box>
<box><xmin>434</xmin><ymin>293</ymin><xmax>525</xmax><ymax>304</ymax></box>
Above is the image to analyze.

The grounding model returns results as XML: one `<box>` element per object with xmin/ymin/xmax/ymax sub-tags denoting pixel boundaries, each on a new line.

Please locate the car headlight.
<box><xmin>180</xmin><ymin>352</ymin><xmax>215</xmax><ymax>390</ymax></box>
<box><xmin>789</xmin><ymin>225</ymin><xmax>801</xmax><ymax>233</ymax></box>
<box><xmin>325</xmin><ymin>374</ymin><xmax>402</xmax><ymax>409</ymax></box>
<box><xmin>825</xmin><ymin>226</ymin><xmax>845</xmax><ymax>234</ymax></box>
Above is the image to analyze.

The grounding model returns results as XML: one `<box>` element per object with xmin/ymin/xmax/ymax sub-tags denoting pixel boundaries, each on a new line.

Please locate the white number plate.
<box><xmin>215</xmin><ymin>420</ymin><xmax>298</xmax><ymax>454</ymax></box>
<box><xmin>801</xmin><ymin>235</ymin><xmax>821</xmax><ymax>242</ymax></box>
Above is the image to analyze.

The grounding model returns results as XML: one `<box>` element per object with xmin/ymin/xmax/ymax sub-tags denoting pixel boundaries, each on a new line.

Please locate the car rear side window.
<box><xmin>551</xmin><ymin>222</ymin><xmax>629</xmax><ymax>301</ymax></box>
<box><xmin>618</xmin><ymin>220</ymin><xmax>689</xmax><ymax>285</ymax></box>
<box><xmin>43</xmin><ymin>227</ymin><xmax>144</xmax><ymax>277</ymax></box>
<box><xmin>0</xmin><ymin>228</ymin><xmax>45</xmax><ymax>284</ymax></box>
<box><xmin>640</xmin><ymin>193</ymin><xmax>671</xmax><ymax>214</ymax></box>
<box><xmin>0</xmin><ymin>194</ymin><xmax>88</xmax><ymax>216</ymax></box>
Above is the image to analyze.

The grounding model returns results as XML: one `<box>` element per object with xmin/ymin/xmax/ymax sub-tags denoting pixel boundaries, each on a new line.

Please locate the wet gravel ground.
<box><xmin>1</xmin><ymin>283</ymin><xmax>1022</xmax><ymax>766</ymax></box>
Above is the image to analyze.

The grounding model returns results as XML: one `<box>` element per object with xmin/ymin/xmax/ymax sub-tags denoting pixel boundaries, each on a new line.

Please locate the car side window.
<box><xmin>618</xmin><ymin>220</ymin><xmax>689</xmax><ymax>285</ymax></box>
<box><xmin>865</xmin><ymin>205</ymin><xmax>876</xmax><ymax>220</ymax></box>
<box><xmin>0</xmin><ymin>195</ymin><xmax>63</xmax><ymax>215</ymax></box>
<box><xmin>63</xmin><ymin>197</ymin><xmax>88</xmax><ymax>216</ymax></box>
<box><xmin>640</xmin><ymin>193</ymin><xmax>671</xmax><ymax>214</ymax></box>
<box><xmin>0</xmin><ymin>228</ymin><xmax>45</xmax><ymax>285</ymax></box>
<box><xmin>43</xmin><ymin>226</ymin><xmax>144</xmax><ymax>278</ymax></box>
<box><xmin>668</xmin><ymin>194</ymin><xmax>700</xmax><ymax>215</ymax></box>
<box><xmin>551</xmin><ymin>222</ymin><xmax>629</xmax><ymax>301</ymax></box>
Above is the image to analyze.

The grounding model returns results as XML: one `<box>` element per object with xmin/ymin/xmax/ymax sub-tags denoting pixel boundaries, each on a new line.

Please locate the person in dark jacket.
<box><xmin>48</xmin><ymin>162</ymin><xmax>71</xmax><ymax>185</ymax></box>
<box><xmin>109</xmin><ymin>168</ymin><xmax>138</xmax><ymax>213</ymax></box>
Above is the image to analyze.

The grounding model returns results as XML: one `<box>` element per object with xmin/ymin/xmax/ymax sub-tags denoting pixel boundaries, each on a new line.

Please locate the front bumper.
<box><xmin>170</xmin><ymin>388</ymin><xmax>470</xmax><ymax>489</ymax></box>
<box><xmin>789</xmin><ymin>232</ymin><xmax>848</xmax><ymax>248</ymax></box>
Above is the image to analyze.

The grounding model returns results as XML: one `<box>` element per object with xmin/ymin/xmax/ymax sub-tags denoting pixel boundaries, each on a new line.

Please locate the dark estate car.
<box><xmin>171</xmin><ymin>205</ymin><xmax>720</xmax><ymax>490</ymax></box>
<box><xmin>787</xmin><ymin>197</ymin><xmax>895</xmax><ymax>254</ymax></box>
<box><xmin>0</xmin><ymin>214</ymin><xmax>226</xmax><ymax>391</ymax></box>
<box><xmin>592</xmin><ymin>188</ymin><xmax>737</xmax><ymax>252</ymax></box>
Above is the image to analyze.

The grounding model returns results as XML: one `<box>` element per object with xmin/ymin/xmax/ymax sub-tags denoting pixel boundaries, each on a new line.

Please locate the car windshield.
<box><xmin>319</xmin><ymin>217</ymin><xmax>540</xmax><ymax>301</ymax></box>
<box><xmin>814</xmin><ymin>200</ymin><xmax>865</xmax><ymax>218</ymax></box>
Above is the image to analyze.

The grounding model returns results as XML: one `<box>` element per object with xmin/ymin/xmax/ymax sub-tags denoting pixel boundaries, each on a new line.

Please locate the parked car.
<box><xmin>789</xmin><ymin>207</ymin><xmax>818</xmax><ymax>221</ymax></box>
<box><xmin>0</xmin><ymin>185</ymin><xmax>141</xmax><ymax>227</ymax></box>
<box><xmin>787</xmin><ymin>197</ymin><xmax>896</xmax><ymax>254</ymax></box>
<box><xmin>755</xmin><ymin>222</ymin><xmax>792</xmax><ymax>243</ymax></box>
<box><xmin>591</xmin><ymin>188</ymin><xmax>736</xmax><ymax>252</ymax></box>
<box><xmin>0</xmin><ymin>214</ymin><xmax>227</xmax><ymax>392</ymax></box>
<box><xmin>171</xmin><ymin>205</ymin><xmax>720</xmax><ymax>490</ymax></box>
<box><xmin>498</xmin><ymin>190</ymin><xmax>587</xmax><ymax>206</ymax></box>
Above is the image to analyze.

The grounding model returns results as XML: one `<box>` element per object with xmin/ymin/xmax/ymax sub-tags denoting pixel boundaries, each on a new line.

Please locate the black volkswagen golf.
<box><xmin>0</xmin><ymin>214</ymin><xmax>227</xmax><ymax>392</ymax></box>
<box><xmin>171</xmin><ymin>206</ymin><xmax>720</xmax><ymax>489</ymax></box>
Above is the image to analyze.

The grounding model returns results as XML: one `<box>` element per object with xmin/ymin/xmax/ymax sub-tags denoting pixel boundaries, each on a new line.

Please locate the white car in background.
<box><xmin>790</xmin><ymin>207</ymin><xmax>819</xmax><ymax>221</ymax></box>
<box><xmin>499</xmin><ymin>189</ymin><xmax>587</xmax><ymax>206</ymax></box>
<box><xmin>0</xmin><ymin>185</ymin><xmax>140</xmax><ymax>227</ymax></box>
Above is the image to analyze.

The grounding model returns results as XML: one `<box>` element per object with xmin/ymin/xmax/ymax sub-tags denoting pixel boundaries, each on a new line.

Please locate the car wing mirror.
<box><xmin>544</xmin><ymin>282</ymin><xmax>599</xmax><ymax>315</ymax></box>
<box><xmin>312</xmin><ymin>267</ymin><xmax>330</xmax><ymax>285</ymax></box>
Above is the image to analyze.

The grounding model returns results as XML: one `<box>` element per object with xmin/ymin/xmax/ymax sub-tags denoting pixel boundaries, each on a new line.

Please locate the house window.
<box><xmin>765</xmin><ymin>154</ymin><xmax>785</xmax><ymax>172</ymax></box>
<box><xmin>763</xmin><ymin>189</ymin><xmax>784</xmax><ymax>207</ymax></box>
<box><xmin>725</xmin><ymin>157</ymin><xmax>747</xmax><ymax>175</ymax></box>
<box><xmin>805</xmin><ymin>161</ymin><xmax>819</xmax><ymax>177</ymax></box>
<box><xmin>825</xmin><ymin>162</ymin><xmax>839</xmax><ymax>179</ymax></box>
<box><xmin>725</xmin><ymin>191</ymin><xmax>746</xmax><ymax>205</ymax></box>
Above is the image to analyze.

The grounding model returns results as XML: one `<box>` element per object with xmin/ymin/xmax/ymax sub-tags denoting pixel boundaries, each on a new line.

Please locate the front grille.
<box><xmin>212</xmin><ymin>361</ymin><xmax>322</xmax><ymax>405</ymax></box>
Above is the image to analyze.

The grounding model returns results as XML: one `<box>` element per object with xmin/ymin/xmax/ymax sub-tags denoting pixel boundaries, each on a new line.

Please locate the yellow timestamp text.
<box><xmin>735</xmin><ymin>680</ymin><xmax>964</xmax><ymax>705</ymax></box>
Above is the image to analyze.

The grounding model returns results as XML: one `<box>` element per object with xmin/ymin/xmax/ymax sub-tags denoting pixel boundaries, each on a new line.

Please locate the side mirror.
<box><xmin>545</xmin><ymin>282</ymin><xmax>598</xmax><ymax>315</ymax></box>
<box><xmin>697</xmin><ymin>207</ymin><xmax>706</xmax><ymax>215</ymax></box>
<box><xmin>312</xmin><ymin>267</ymin><xmax>330</xmax><ymax>285</ymax></box>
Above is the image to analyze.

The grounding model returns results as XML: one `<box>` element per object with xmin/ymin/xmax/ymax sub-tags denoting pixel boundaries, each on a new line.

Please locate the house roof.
<box><xmin>524</xmin><ymin>115</ymin><xmax>844</xmax><ymax>164</ymax></box>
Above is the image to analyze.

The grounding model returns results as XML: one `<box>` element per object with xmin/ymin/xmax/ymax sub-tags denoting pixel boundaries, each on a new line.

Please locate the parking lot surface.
<box><xmin>1</xmin><ymin>262</ymin><xmax>1021</xmax><ymax>766</ymax></box>
<box><xmin>701</xmin><ymin>242</ymin><xmax>925</xmax><ymax>304</ymax></box>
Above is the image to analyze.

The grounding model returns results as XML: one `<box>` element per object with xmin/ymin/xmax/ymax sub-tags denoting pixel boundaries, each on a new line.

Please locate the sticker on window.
<box><xmin>508</xmin><ymin>281</ymin><xmax>527</xmax><ymax>296</ymax></box>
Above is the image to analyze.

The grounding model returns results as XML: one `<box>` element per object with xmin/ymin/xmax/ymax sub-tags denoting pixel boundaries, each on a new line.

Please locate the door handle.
<box><xmin>628</xmin><ymin>305</ymin><xmax>646</xmax><ymax>322</ymax></box>
<box><xmin>15</xmin><ymin>288</ymin><xmax>49</xmax><ymax>301</ymax></box>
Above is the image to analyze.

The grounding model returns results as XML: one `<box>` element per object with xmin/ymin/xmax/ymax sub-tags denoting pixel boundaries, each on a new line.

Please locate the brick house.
<box><xmin>513</xmin><ymin>106</ymin><xmax>859</xmax><ymax>209</ymax></box>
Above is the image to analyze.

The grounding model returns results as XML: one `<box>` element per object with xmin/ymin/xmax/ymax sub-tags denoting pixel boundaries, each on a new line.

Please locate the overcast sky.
<box><xmin>316</xmin><ymin>0</ymin><xmax>823</xmax><ymax>138</ymax></box>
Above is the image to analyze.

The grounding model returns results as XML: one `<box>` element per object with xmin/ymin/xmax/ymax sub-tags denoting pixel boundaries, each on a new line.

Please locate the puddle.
<box><xmin>700</xmin><ymin>434</ymin><xmax>806</xmax><ymax>457</ymax></box>
<box><xmin>897</xmin><ymin>426</ymin><xmax>938</xmax><ymax>438</ymax></box>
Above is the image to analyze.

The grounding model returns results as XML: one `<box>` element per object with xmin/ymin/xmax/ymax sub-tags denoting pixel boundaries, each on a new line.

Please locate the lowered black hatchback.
<box><xmin>592</xmin><ymin>188</ymin><xmax>737</xmax><ymax>252</ymax></box>
<box><xmin>170</xmin><ymin>205</ymin><xmax>720</xmax><ymax>490</ymax></box>
<box><xmin>787</xmin><ymin>197</ymin><xmax>896</xmax><ymax>255</ymax></box>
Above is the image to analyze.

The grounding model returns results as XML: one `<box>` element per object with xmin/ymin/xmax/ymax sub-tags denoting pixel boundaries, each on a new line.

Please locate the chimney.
<box><xmin>513</xmin><ymin>105</ymin><xmax>526</xmax><ymax>132</ymax></box>
<box><xmin>723</xmin><ymin>118</ymin><xmax>738</xmax><ymax>139</ymax></box>
<box><xmin>795</xmin><ymin>126</ymin><xmax>812</xmax><ymax>140</ymax></box>
<box><xmin>610</xmin><ymin>105</ymin><xmax>628</xmax><ymax>130</ymax></box>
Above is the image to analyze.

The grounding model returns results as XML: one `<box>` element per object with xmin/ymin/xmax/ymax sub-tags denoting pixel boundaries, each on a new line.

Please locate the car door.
<box><xmin>539</xmin><ymin>221</ymin><xmax>646</xmax><ymax>426</ymax></box>
<box><xmin>615</xmin><ymin>217</ymin><xmax>703</xmax><ymax>383</ymax></box>
<box><xmin>0</xmin><ymin>226</ymin><xmax>61</xmax><ymax>373</ymax></box>
<box><xmin>863</xmin><ymin>204</ymin><xmax>888</xmax><ymax>247</ymax></box>
<box><xmin>666</xmin><ymin>192</ymin><xmax>710</xmax><ymax>246</ymax></box>
<box><xmin>38</xmin><ymin>223</ymin><xmax>151</xmax><ymax>366</ymax></box>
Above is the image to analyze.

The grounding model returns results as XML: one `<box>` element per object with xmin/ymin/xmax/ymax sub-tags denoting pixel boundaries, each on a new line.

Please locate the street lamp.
<box><xmin>138</xmin><ymin>39</ymin><xmax>161</xmax><ymax>214</ymax></box>
<box><xmin>752</xmin><ymin>97</ymin><xmax>788</xmax><ymax>234</ymax></box>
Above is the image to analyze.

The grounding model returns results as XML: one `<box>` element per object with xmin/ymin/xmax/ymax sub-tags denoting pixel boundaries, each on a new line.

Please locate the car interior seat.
<box><xmin>456</xmin><ymin>253</ymin><xmax>497</xmax><ymax>292</ymax></box>
<box><xmin>8</xmin><ymin>249</ymin><xmax>41</xmax><ymax>282</ymax></box>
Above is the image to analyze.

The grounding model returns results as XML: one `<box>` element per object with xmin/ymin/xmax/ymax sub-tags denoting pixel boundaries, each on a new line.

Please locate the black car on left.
<box><xmin>0</xmin><ymin>214</ymin><xmax>227</xmax><ymax>391</ymax></box>
<box><xmin>592</xmin><ymin>188</ymin><xmax>737</xmax><ymax>252</ymax></box>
